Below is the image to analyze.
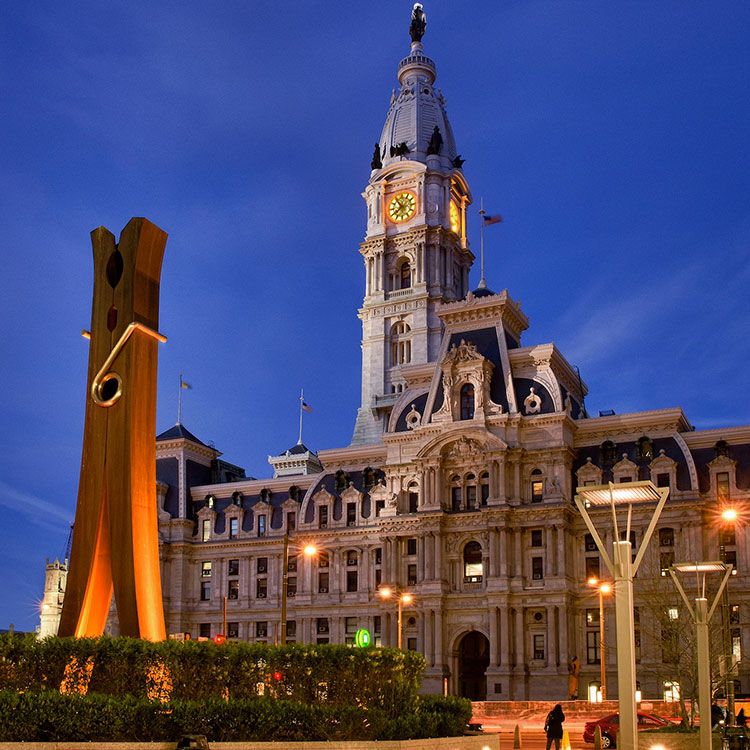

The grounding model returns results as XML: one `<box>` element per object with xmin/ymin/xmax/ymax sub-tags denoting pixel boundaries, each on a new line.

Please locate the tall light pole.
<box><xmin>668</xmin><ymin>561</ymin><xmax>732</xmax><ymax>750</ymax></box>
<box><xmin>280</xmin><ymin>536</ymin><xmax>318</xmax><ymax>646</ymax></box>
<box><xmin>720</xmin><ymin>507</ymin><xmax>738</xmax><ymax>724</ymax></box>
<box><xmin>588</xmin><ymin>578</ymin><xmax>612</xmax><ymax>700</ymax></box>
<box><xmin>378</xmin><ymin>586</ymin><xmax>414</xmax><ymax>649</ymax></box>
<box><xmin>575</xmin><ymin>481</ymin><xmax>669</xmax><ymax>750</ymax></box>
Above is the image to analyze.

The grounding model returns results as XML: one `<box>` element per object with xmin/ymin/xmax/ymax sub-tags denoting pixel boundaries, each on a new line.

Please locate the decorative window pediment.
<box><xmin>576</xmin><ymin>457</ymin><xmax>602</xmax><ymax>487</ymax></box>
<box><xmin>432</xmin><ymin>339</ymin><xmax>502</xmax><ymax>424</ymax></box>
<box><xmin>613</xmin><ymin>453</ymin><xmax>638</xmax><ymax>483</ymax></box>
<box><xmin>650</xmin><ymin>449</ymin><xmax>677</xmax><ymax>489</ymax></box>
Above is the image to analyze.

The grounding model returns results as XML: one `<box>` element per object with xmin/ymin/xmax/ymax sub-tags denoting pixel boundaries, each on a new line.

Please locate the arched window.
<box><xmin>399</xmin><ymin>260</ymin><xmax>412</xmax><ymax>289</ymax></box>
<box><xmin>460</xmin><ymin>383</ymin><xmax>475</xmax><ymax>420</ymax></box>
<box><xmin>463</xmin><ymin>541</ymin><xmax>483</xmax><ymax>582</ymax></box>
<box><xmin>465</xmin><ymin>473</ymin><xmax>477</xmax><ymax>510</ymax></box>
<box><xmin>407</xmin><ymin>481</ymin><xmax>419</xmax><ymax>513</ymax></box>
<box><xmin>390</xmin><ymin>321</ymin><xmax>412</xmax><ymax>366</ymax></box>
<box><xmin>480</xmin><ymin>471</ymin><xmax>490</xmax><ymax>505</ymax></box>
<box><xmin>637</xmin><ymin>436</ymin><xmax>654</xmax><ymax>461</ymax></box>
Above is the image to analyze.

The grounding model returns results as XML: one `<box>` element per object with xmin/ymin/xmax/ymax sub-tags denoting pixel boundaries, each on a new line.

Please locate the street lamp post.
<box><xmin>720</xmin><ymin>507</ymin><xmax>738</xmax><ymax>724</ymax></box>
<box><xmin>279</xmin><ymin>534</ymin><xmax>318</xmax><ymax>646</ymax></box>
<box><xmin>575</xmin><ymin>481</ymin><xmax>670</xmax><ymax>750</ymax></box>
<box><xmin>668</xmin><ymin>561</ymin><xmax>732</xmax><ymax>750</ymax></box>
<box><xmin>589</xmin><ymin>578</ymin><xmax>612</xmax><ymax>700</ymax></box>
<box><xmin>377</xmin><ymin>586</ymin><xmax>414</xmax><ymax>649</ymax></box>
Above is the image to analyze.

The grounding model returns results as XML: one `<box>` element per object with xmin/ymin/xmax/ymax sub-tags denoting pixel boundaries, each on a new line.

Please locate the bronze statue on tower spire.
<box><xmin>410</xmin><ymin>3</ymin><xmax>426</xmax><ymax>43</ymax></box>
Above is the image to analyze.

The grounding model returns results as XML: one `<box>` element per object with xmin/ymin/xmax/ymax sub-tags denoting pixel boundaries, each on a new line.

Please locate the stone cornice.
<box><xmin>508</xmin><ymin>344</ymin><xmax>588</xmax><ymax>398</ymax></box>
<box><xmin>156</xmin><ymin>439</ymin><xmax>219</xmax><ymax>462</ymax></box>
<box><xmin>572</xmin><ymin>408</ymin><xmax>692</xmax><ymax>444</ymax></box>
<box><xmin>681</xmin><ymin>425</ymin><xmax>750</xmax><ymax>449</ymax></box>
<box><xmin>438</xmin><ymin>289</ymin><xmax>528</xmax><ymax>332</ymax></box>
<box><xmin>317</xmin><ymin>443</ymin><xmax>387</xmax><ymax>470</ymax></box>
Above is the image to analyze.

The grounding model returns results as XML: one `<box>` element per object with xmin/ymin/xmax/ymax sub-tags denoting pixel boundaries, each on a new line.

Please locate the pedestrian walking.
<box><xmin>545</xmin><ymin>704</ymin><xmax>566</xmax><ymax>750</ymax></box>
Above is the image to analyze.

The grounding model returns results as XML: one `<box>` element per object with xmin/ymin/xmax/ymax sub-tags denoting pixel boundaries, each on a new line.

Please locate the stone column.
<box><xmin>418</xmin><ymin>536</ymin><xmax>425</xmax><ymax>582</ymax></box>
<box><xmin>515</xmin><ymin>608</ymin><xmax>525</xmax><ymax>669</ymax></box>
<box><xmin>513</xmin><ymin>460</ymin><xmax>521</xmax><ymax>503</ymax></box>
<box><xmin>435</xmin><ymin>534</ymin><xmax>442</xmax><ymax>582</ymax></box>
<box><xmin>499</xmin><ymin>606</ymin><xmax>509</xmax><ymax>666</ymax></box>
<box><xmin>499</xmin><ymin>528</ymin><xmax>508</xmax><ymax>576</ymax></box>
<box><xmin>498</xmin><ymin>458</ymin><xmax>507</xmax><ymax>502</ymax></box>
<box><xmin>546</xmin><ymin>527</ymin><xmax>554</xmax><ymax>577</ymax></box>
<box><xmin>435</xmin><ymin>609</ymin><xmax>444</xmax><ymax>667</ymax></box>
<box><xmin>424</xmin><ymin>532</ymin><xmax>433</xmax><ymax>580</ymax></box>
<box><xmin>548</xmin><ymin>605</ymin><xmax>558</xmax><ymax>666</ymax></box>
<box><xmin>489</xmin><ymin>528</ymin><xmax>498</xmax><ymax>577</ymax></box>
<box><xmin>514</xmin><ymin>529</ymin><xmax>523</xmax><ymax>580</ymax></box>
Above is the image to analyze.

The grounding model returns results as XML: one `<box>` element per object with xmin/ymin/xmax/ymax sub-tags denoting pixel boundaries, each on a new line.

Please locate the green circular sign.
<box><xmin>354</xmin><ymin>628</ymin><xmax>372</xmax><ymax>648</ymax></box>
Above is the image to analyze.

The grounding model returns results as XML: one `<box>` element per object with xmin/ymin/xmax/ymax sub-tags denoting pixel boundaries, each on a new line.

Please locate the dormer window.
<box><xmin>460</xmin><ymin>383</ymin><xmax>475</xmax><ymax>420</ymax></box>
<box><xmin>257</xmin><ymin>514</ymin><xmax>266</xmax><ymax>537</ymax></box>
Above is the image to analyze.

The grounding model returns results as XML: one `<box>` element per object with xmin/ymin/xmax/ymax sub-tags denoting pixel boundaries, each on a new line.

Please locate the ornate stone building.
<box><xmin>48</xmin><ymin>6</ymin><xmax>750</xmax><ymax>702</ymax></box>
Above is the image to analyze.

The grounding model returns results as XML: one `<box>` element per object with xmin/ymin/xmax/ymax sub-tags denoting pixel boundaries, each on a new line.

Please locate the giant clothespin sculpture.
<box><xmin>58</xmin><ymin>218</ymin><xmax>168</xmax><ymax>641</ymax></box>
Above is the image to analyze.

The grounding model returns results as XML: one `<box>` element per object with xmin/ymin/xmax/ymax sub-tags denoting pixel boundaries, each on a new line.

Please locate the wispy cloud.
<box><xmin>0</xmin><ymin>480</ymin><xmax>72</xmax><ymax>532</ymax></box>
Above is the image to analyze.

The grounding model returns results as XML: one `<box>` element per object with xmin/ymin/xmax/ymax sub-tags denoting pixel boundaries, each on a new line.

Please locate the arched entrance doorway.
<box><xmin>458</xmin><ymin>631</ymin><xmax>489</xmax><ymax>700</ymax></box>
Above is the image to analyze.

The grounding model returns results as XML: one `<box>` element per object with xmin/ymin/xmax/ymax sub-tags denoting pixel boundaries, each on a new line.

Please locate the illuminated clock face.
<box><xmin>449</xmin><ymin>200</ymin><xmax>460</xmax><ymax>234</ymax></box>
<box><xmin>388</xmin><ymin>191</ymin><xmax>417</xmax><ymax>222</ymax></box>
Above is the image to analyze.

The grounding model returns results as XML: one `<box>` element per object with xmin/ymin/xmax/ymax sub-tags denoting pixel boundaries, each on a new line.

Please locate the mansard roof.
<box><xmin>156</xmin><ymin>423</ymin><xmax>209</xmax><ymax>447</ymax></box>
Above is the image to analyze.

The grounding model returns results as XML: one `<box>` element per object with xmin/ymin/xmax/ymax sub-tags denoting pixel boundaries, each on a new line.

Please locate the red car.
<box><xmin>583</xmin><ymin>712</ymin><xmax>673</xmax><ymax>748</ymax></box>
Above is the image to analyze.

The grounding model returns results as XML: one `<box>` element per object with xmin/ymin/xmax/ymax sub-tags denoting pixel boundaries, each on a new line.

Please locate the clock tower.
<box><xmin>352</xmin><ymin>4</ymin><xmax>473</xmax><ymax>445</ymax></box>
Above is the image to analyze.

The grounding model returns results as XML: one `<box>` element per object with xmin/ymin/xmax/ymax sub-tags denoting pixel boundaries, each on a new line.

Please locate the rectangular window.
<box><xmin>375</xmin><ymin>569</ymin><xmax>382</xmax><ymax>586</ymax></box>
<box><xmin>200</xmin><ymin>581</ymin><xmax>211</xmax><ymax>601</ymax></box>
<box><xmin>659</xmin><ymin>528</ymin><xmax>674</xmax><ymax>547</ymax></box>
<box><xmin>227</xmin><ymin>559</ymin><xmax>239</xmax><ymax>576</ymax></box>
<box><xmin>373</xmin><ymin>615</ymin><xmax>382</xmax><ymax>634</ymax></box>
<box><xmin>407</xmin><ymin>564</ymin><xmax>417</xmax><ymax>585</ymax></box>
<box><xmin>730</xmin><ymin>604</ymin><xmax>740</xmax><ymax>624</ymax></box>
<box><xmin>407</xmin><ymin>637</ymin><xmax>417</xmax><ymax>652</ymax></box>
<box><xmin>286</xmin><ymin>620</ymin><xmax>296</xmax><ymax>638</ymax></box>
<box><xmin>375</xmin><ymin>547</ymin><xmax>383</xmax><ymax>565</ymax></box>
<box><xmin>375</xmin><ymin>500</ymin><xmax>385</xmax><ymax>517</ymax></box>
<box><xmin>347</xmin><ymin>503</ymin><xmax>356</xmax><ymax>526</ymax></box>
<box><xmin>466</xmin><ymin>485</ymin><xmax>477</xmax><ymax>509</ymax></box>
<box><xmin>345</xmin><ymin>617</ymin><xmax>357</xmax><ymax>636</ymax></box>
<box><xmin>346</xmin><ymin>570</ymin><xmax>358</xmax><ymax>592</ymax></box>
<box><xmin>585</xmin><ymin>556</ymin><xmax>600</xmax><ymax>580</ymax></box>
<box><xmin>229</xmin><ymin>517</ymin><xmax>239</xmax><ymax>539</ymax></box>
<box><xmin>721</xmin><ymin>528</ymin><xmax>737</xmax><ymax>546</ymax></box>
<box><xmin>732</xmin><ymin>628</ymin><xmax>742</xmax><ymax>660</ymax></box>
<box><xmin>531</xmin><ymin>480</ymin><xmax>544</xmax><ymax>503</ymax></box>
<box><xmin>317</xmin><ymin>617</ymin><xmax>329</xmax><ymax>634</ymax></box>
<box><xmin>227</xmin><ymin>579</ymin><xmax>239</xmax><ymax>600</ymax></box>
<box><xmin>451</xmin><ymin>487</ymin><xmax>462</xmax><ymax>512</ymax></box>
<box><xmin>319</xmin><ymin>506</ymin><xmax>328</xmax><ymax>529</ymax></box>
<box><xmin>201</xmin><ymin>561</ymin><xmax>212</xmax><ymax>577</ymax></box>
<box><xmin>586</xmin><ymin>608</ymin><xmax>600</xmax><ymax>627</ymax></box>
<box><xmin>725</xmin><ymin>549</ymin><xmax>738</xmax><ymax>571</ymax></box>
<box><xmin>407</xmin><ymin>538</ymin><xmax>417</xmax><ymax>556</ymax></box>
<box><xmin>717</xmin><ymin>472</ymin><xmax>730</xmax><ymax>502</ymax></box>
<box><xmin>199</xmin><ymin>623</ymin><xmax>211</xmax><ymax>639</ymax></box>
<box><xmin>657</xmin><ymin>473</ymin><xmax>670</xmax><ymax>488</ymax></box>
<box><xmin>408</xmin><ymin>492</ymin><xmax>418</xmax><ymax>513</ymax></box>
<box><xmin>256</xmin><ymin>621</ymin><xmax>267</xmax><ymax>638</ymax></box>
<box><xmin>347</xmin><ymin>550</ymin><xmax>358</xmax><ymax>566</ymax></box>
<box><xmin>287</xmin><ymin>511</ymin><xmax>296</xmax><ymax>531</ymax></box>
<box><xmin>202</xmin><ymin>519</ymin><xmax>211</xmax><ymax>542</ymax></box>
<box><xmin>585</xmin><ymin>533</ymin><xmax>597</xmax><ymax>552</ymax></box>
<box><xmin>287</xmin><ymin>576</ymin><xmax>297</xmax><ymax>597</ymax></box>
<box><xmin>587</xmin><ymin>630</ymin><xmax>600</xmax><ymax>664</ymax></box>
<box><xmin>256</xmin><ymin>579</ymin><xmax>267</xmax><ymax>598</ymax></box>
<box><xmin>227</xmin><ymin>622</ymin><xmax>239</xmax><ymax>639</ymax></box>
<box><xmin>481</xmin><ymin>482</ymin><xmax>490</xmax><ymax>505</ymax></box>
<box><xmin>620</xmin><ymin>530</ymin><xmax>637</xmax><ymax>548</ymax></box>
<box><xmin>318</xmin><ymin>572</ymin><xmax>329</xmax><ymax>593</ymax></box>
<box><xmin>660</xmin><ymin>550</ymin><xmax>675</xmax><ymax>573</ymax></box>
<box><xmin>533</xmin><ymin>634</ymin><xmax>545</xmax><ymax>660</ymax></box>
<box><xmin>532</xmin><ymin>556</ymin><xmax>544</xmax><ymax>580</ymax></box>
<box><xmin>257</xmin><ymin>515</ymin><xmax>266</xmax><ymax>537</ymax></box>
<box><xmin>318</xmin><ymin>553</ymin><xmax>329</xmax><ymax>568</ymax></box>
<box><xmin>531</xmin><ymin>529</ymin><xmax>543</xmax><ymax>547</ymax></box>
<box><xmin>257</xmin><ymin>557</ymin><xmax>268</xmax><ymax>574</ymax></box>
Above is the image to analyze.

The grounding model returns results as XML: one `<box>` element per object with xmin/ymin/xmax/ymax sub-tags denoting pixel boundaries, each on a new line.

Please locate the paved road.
<box><xmin>486</xmin><ymin>728</ymin><xmax>590</xmax><ymax>750</ymax></box>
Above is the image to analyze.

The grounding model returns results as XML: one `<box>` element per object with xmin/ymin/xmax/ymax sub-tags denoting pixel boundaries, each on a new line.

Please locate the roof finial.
<box><xmin>410</xmin><ymin>3</ymin><xmax>427</xmax><ymax>44</ymax></box>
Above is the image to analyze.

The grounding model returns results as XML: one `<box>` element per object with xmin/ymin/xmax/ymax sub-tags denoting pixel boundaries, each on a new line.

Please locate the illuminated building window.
<box><xmin>586</xmin><ymin>608</ymin><xmax>600</xmax><ymax>627</ymax></box>
<box><xmin>667</xmin><ymin>607</ymin><xmax>679</xmax><ymax>621</ymax></box>
<box><xmin>201</xmin><ymin>561</ymin><xmax>212</xmax><ymax>577</ymax></box>
<box><xmin>201</xmin><ymin>519</ymin><xmax>211</xmax><ymax>542</ymax></box>
<box><xmin>463</xmin><ymin>541</ymin><xmax>483</xmax><ymax>582</ymax></box>
<box><xmin>531</xmin><ymin>469</ymin><xmax>544</xmax><ymax>503</ymax></box>
<box><xmin>717</xmin><ymin>472</ymin><xmax>730</xmax><ymax>502</ymax></box>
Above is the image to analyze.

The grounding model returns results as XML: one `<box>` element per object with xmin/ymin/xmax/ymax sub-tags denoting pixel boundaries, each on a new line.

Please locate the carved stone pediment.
<box><xmin>444</xmin><ymin>339</ymin><xmax>484</xmax><ymax>364</ymax></box>
<box><xmin>576</xmin><ymin>457</ymin><xmax>602</xmax><ymax>485</ymax></box>
<box><xmin>312</xmin><ymin>487</ymin><xmax>334</xmax><ymax>506</ymax></box>
<box><xmin>444</xmin><ymin>436</ymin><xmax>483</xmax><ymax>460</ymax></box>
<box><xmin>340</xmin><ymin>482</ymin><xmax>363</xmax><ymax>504</ymax></box>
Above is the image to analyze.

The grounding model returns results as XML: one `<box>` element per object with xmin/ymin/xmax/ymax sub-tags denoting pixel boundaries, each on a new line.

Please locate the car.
<box><xmin>583</xmin><ymin>712</ymin><xmax>673</xmax><ymax>748</ymax></box>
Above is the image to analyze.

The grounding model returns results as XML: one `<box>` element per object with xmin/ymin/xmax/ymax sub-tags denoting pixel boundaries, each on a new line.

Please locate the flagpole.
<box><xmin>177</xmin><ymin>373</ymin><xmax>183</xmax><ymax>425</ymax></box>
<box><xmin>297</xmin><ymin>389</ymin><xmax>304</xmax><ymax>445</ymax></box>
<box><xmin>478</xmin><ymin>198</ymin><xmax>487</xmax><ymax>289</ymax></box>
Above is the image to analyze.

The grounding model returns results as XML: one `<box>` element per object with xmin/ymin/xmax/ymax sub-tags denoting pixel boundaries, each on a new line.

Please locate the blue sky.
<box><xmin>1</xmin><ymin>1</ymin><xmax>748</xmax><ymax>630</ymax></box>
